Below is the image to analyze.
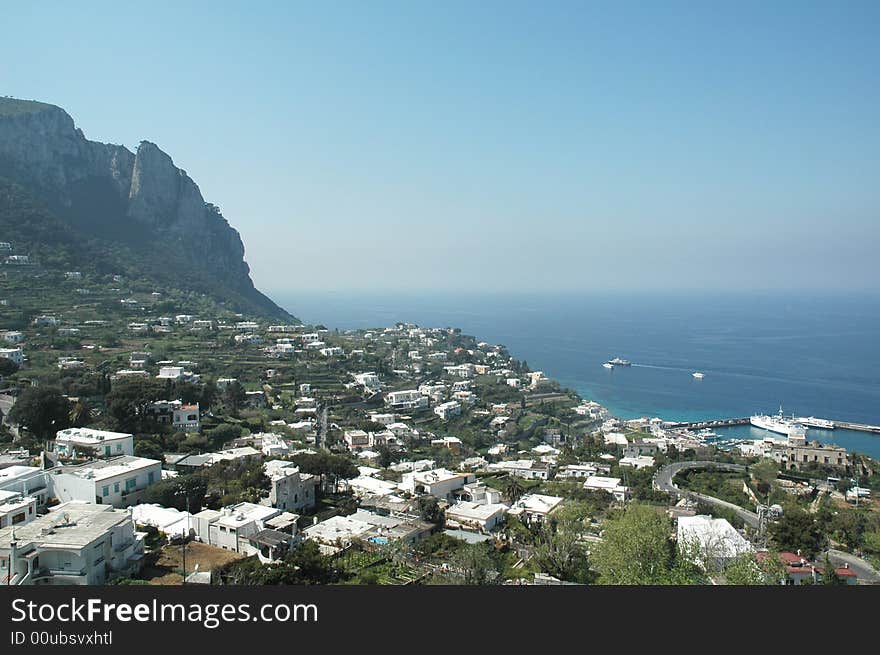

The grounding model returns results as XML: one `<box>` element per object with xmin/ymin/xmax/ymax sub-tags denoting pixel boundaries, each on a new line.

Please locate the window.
<box><xmin>114</xmin><ymin>482</ymin><xmax>120</xmax><ymax>493</ymax></box>
<box><xmin>125</xmin><ymin>478</ymin><xmax>136</xmax><ymax>491</ymax></box>
<box><xmin>12</xmin><ymin>512</ymin><xmax>26</xmax><ymax>525</ymax></box>
<box><xmin>94</xmin><ymin>556</ymin><xmax>104</xmax><ymax>565</ymax></box>
<box><xmin>148</xmin><ymin>472</ymin><xmax>155</xmax><ymax>484</ymax></box>
<box><xmin>102</xmin><ymin>485</ymin><xmax>109</xmax><ymax>497</ymax></box>
<box><xmin>116</xmin><ymin>444</ymin><xmax>122</xmax><ymax>452</ymax></box>
<box><xmin>105</xmin><ymin>446</ymin><xmax>111</xmax><ymax>456</ymax></box>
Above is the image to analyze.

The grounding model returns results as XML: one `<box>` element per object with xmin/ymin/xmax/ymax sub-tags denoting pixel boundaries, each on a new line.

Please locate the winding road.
<box><xmin>653</xmin><ymin>461</ymin><xmax>759</xmax><ymax>528</ymax></box>
<box><xmin>655</xmin><ymin>461</ymin><xmax>880</xmax><ymax>583</ymax></box>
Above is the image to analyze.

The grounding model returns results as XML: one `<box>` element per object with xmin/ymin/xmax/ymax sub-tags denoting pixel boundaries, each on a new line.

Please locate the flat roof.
<box><xmin>54</xmin><ymin>456</ymin><xmax>160</xmax><ymax>482</ymax></box>
<box><xmin>56</xmin><ymin>427</ymin><xmax>133</xmax><ymax>444</ymax></box>
<box><xmin>0</xmin><ymin>503</ymin><xmax>131</xmax><ymax>549</ymax></box>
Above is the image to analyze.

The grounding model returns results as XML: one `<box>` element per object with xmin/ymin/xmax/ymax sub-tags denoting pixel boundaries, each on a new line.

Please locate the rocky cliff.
<box><xmin>0</xmin><ymin>97</ymin><xmax>294</xmax><ymax>321</ymax></box>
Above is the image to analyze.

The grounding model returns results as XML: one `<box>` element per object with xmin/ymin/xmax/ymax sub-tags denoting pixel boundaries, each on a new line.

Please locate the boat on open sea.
<box><xmin>602</xmin><ymin>362</ymin><xmax>614</xmax><ymax>369</ymax></box>
<box><xmin>605</xmin><ymin>357</ymin><xmax>631</xmax><ymax>367</ymax></box>
<box><xmin>692</xmin><ymin>372</ymin><xmax>705</xmax><ymax>379</ymax></box>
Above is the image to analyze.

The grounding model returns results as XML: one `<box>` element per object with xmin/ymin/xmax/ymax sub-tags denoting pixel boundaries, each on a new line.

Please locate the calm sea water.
<box><xmin>273</xmin><ymin>290</ymin><xmax>880</xmax><ymax>458</ymax></box>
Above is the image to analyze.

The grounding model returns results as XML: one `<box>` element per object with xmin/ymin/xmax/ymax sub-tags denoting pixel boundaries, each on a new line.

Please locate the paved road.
<box><xmin>654</xmin><ymin>461</ymin><xmax>759</xmax><ymax>529</ymax></box>
<box><xmin>825</xmin><ymin>549</ymin><xmax>880</xmax><ymax>584</ymax></box>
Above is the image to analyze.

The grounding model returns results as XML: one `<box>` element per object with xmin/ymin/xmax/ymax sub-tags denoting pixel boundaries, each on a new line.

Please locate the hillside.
<box><xmin>0</xmin><ymin>97</ymin><xmax>296</xmax><ymax>322</ymax></box>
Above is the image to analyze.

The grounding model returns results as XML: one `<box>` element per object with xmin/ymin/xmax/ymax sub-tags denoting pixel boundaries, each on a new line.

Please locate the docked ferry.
<box><xmin>797</xmin><ymin>416</ymin><xmax>836</xmax><ymax>430</ymax></box>
<box><xmin>750</xmin><ymin>407</ymin><xmax>807</xmax><ymax>439</ymax></box>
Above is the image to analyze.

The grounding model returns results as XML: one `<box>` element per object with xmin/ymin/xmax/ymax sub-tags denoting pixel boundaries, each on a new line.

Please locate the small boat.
<box><xmin>607</xmin><ymin>357</ymin><xmax>631</xmax><ymax>367</ymax></box>
<box><xmin>692</xmin><ymin>372</ymin><xmax>705</xmax><ymax>379</ymax></box>
<box><xmin>602</xmin><ymin>362</ymin><xmax>614</xmax><ymax>369</ymax></box>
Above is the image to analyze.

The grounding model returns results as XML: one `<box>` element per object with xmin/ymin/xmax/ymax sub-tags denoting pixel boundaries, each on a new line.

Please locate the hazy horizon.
<box><xmin>3</xmin><ymin>1</ymin><xmax>879</xmax><ymax>294</ymax></box>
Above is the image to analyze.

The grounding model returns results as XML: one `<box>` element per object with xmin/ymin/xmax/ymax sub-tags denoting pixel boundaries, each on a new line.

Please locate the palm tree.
<box><xmin>68</xmin><ymin>400</ymin><xmax>93</xmax><ymax>428</ymax></box>
<box><xmin>504</xmin><ymin>475</ymin><xmax>525</xmax><ymax>503</ymax></box>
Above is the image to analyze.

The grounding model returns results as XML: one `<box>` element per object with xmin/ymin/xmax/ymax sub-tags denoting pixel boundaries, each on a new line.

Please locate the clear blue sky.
<box><xmin>2</xmin><ymin>1</ymin><xmax>878</xmax><ymax>293</ymax></box>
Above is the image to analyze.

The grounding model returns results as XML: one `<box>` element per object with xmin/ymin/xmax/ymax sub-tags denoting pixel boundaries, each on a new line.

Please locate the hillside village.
<box><xmin>1</xmin><ymin>260</ymin><xmax>879</xmax><ymax>586</ymax></box>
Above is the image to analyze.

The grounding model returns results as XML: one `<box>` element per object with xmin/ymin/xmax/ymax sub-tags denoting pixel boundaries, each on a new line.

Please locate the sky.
<box><xmin>2</xmin><ymin>1</ymin><xmax>879</xmax><ymax>294</ymax></box>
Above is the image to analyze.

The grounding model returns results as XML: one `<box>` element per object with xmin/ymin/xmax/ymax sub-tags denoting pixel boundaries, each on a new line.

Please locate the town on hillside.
<box><xmin>0</xmin><ymin>269</ymin><xmax>879</xmax><ymax>586</ymax></box>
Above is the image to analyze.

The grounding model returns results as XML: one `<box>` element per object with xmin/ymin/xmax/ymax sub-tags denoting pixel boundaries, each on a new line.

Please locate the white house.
<box><xmin>434</xmin><ymin>401</ymin><xmax>462</xmax><ymax>421</ymax></box>
<box><xmin>0</xmin><ymin>466</ymin><xmax>49</xmax><ymax>507</ymax></box>
<box><xmin>264</xmin><ymin>460</ymin><xmax>317</xmax><ymax>512</ymax></box>
<box><xmin>257</xmin><ymin>432</ymin><xmax>291</xmax><ymax>457</ymax></box>
<box><xmin>399</xmin><ymin>468</ymin><xmax>476</xmax><ymax>501</ymax></box>
<box><xmin>619</xmin><ymin>455</ymin><xmax>656</xmax><ymax>470</ymax></box>
<box><xmin>55</xmin><ymin>427</ymin><xmax>134</xmax><ymax>459</ymax></box>
<box><xmin>48</xmin><ymin>456</ymin><xmax>162</xmax><ymax>508</ymax></box>
<box><xmin>556</xmin><ymin>464</ymin><xmax>599</xmax><ymax>479</ymax></box>
<box><xmin>2</xmin><ymin>331</ymin><xmax>24</xmax><ymax>344</ymax></box>
<box><xmin>583</xmin><ymin>476</ymin><xmax>630</xmax><ymax>501</ymax></box>
<box><xmin>0</xmin><ymin>348</ymin><xmax>24</xmax><ymax>366</ymax></box>
<box><xmin>0</xmin><ymin>491</ymin><xmax>38</xmax><ymax>529</ymax></box>
<box><xmin>487</xmin><ymin>459</ymin><xmax>550</xmax><ymax>480</ymax></box>
<box><xmin>508</xmin><ymin>494</ymin><xmax>564</xmax><ymax>524</ymax></box>
<box><xmin>677</xmin><ymin>515</ymin><xmax>753</xmax><ymax>571</ymax></box>
<box><xmin>0</xmin><ymin>503</ymin><xmax>145</xmax><ymax>585</ymax></box>
<box><xmin>445</xmin><ymin>501</ymin><xmax>508</xmax><ymax>532</ymax></box>
<box><xmin>193</xmin><ymin>502</ymin><xmax>282</xmax><ymax>554</ymax></box>
<box><xmin>386</xmin><ymin>389</ymin><xmax>428</xmax><ymax>410</ymax></box>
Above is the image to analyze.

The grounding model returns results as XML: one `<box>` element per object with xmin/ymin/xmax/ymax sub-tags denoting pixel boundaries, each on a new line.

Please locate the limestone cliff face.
<box><xmin>0</xmin><ymin>98</ymin><xmax>291</xmax><ymax>319</ymax></box>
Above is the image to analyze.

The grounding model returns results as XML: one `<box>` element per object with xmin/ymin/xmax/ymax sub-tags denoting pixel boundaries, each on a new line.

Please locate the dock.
<box><xmin>670</xmin><ymin>417</ymin><xmax>880</xmax><ymax>434</ymax></box>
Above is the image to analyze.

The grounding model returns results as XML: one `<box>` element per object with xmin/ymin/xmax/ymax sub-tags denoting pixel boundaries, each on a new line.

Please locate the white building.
<box><xmin>399</xmin><ymin>468</ymin><xmax>475</xmax><ymax>501</ymax></box>
<box><xmin>508</xmin><ymin>494</ymin><xmax>564</xmax><ymax>524</ymax></box>
<box><xmin>386</xmin><ymin>389</ymin><xmax>428</xmax><ymax>410</ymax></box>
<box><xmin>619</xmin><ymin>455</ymin><xmax>656</xmax><ymax>470</ymax></box>
<box><xmin>0</xmin><ymin>348</ymin><xmax>24</xmax><ymax>366</ymax></box>
<box><xmin>583</xmin><ymin>476</ymin><xmax>629</xmax><ymax>502</ymax></box>
<box><xmin>487</xmin><ymin>459</ymin><xmax>550</xmax><ymax>480</ymax></box>
<box><xmin>193</xmin><ymin>502</ymin><xmax>283</xmax><ymax>554</ymax></box>
<box><xmin>434</xmin><ymin>400</ymin><xmax>462</xmax><ymax>421</ymax></box>
<box><xmin>0</xmin><ymin>466</ymin><xmax>49</xmax><ymax>507</ymax></box>
<box><xmin>257</xmin><ymin>432</ymin><xmax>291</xmax><ymax>457</ymax></box>
<box><xmin>445</xmin><ymin>501</ymin><xmax>508</xmax><ymax>532</ymax></box>
<box><xmin>130</xmin><ymin>503</ymin><xmax>194</xmax><ymax>539</ymax></box>
<box><xmin>0</xmin><ymin>503</ymin><xmax>145</xmax><ymax>585</ymax></box>
<box><xmin>48</xmin><ymin>456</ymin><xmax>162</xmax><ymax>508</ymax></box>
<box><xmin>556</xmin><ymin>464</ymin><xmax>599</xmax><ymax>479</ymax></box>
<box><xmin>2</xmin><ymin>331</ymin><xmax>24</xmax><ymax>344</ymax></box>
<box><xmin>0</xmin><ymin>491</ymin><xmax>37</xmax><ymax>529</ymax></box>
<box><xmin>55</xmin><ymin>427</ymin><xmax>134</xmax><ymax>459</ymax></box>
<box><xmin>264</xmin><ymin>460</ymin><xmax>317</xmax><ymax>512</ymax></box>
<box><xmin>677</xmin><ymin>515</ymin><xmax>754</xmax><ymax>571</ymax></box>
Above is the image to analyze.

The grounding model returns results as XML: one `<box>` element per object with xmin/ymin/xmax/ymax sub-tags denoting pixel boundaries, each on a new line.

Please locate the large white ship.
<box><xmin>750</xmin><ymin>407</ymin><xmax>807</xmax><ymax>440</ymax></box>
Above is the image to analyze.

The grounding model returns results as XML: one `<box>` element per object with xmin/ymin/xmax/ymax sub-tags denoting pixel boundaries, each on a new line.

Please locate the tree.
<box><xmin>143</xmin><ymin>473</ymin><xmax>208</xmax><ymax>512</ymax></box>
<box><xmin>8</xmin><ymin>386</ymin><xmax>71</xmax><ymax>440</ymax></box>
<box><xmin>105</xmin><ymin>377</ymin><xmax>166</xmax><ymax>431</ymax></box>
<box><xmin>724</xmin><ymin>551</ymin><xmax>787</xmax><ymax>585</ymax></box>
<box><xmin>592</xmin><ymin>503</ymin><xmax>699</xmax><ymax>585</ymax></box>
<box><xmin>821</xmin><ymin>555</ymin><xmax>846</xmax><ymax>585</ymax></box>
<box><xmin>504</xmin><ymin>475</ymin><xmax>525</xmax><ymax>503</ymax></box>
<box><xmin>0</xmin><ymin>358</ymin><xmax>20</xmax><ymax>376</ymax></box>
<box><xmin>292</xmin><ymin>452</ymin><xmax>359</xmax><ymax>493</ymax></box>
<box><xmin>446</xmin><ymin>543</ymin><xmax>499</xmax><ymax>585</ymax></box>
<box><xmin>769</xmin><ymin>506</ymin><xmax>824</xmax><ymax>558</ymax></box>
<box><xmin>68</xmin><ymin>400</ymin><xmax>93</xmax><ymax>428</ymax></box>
<box><xmin>531</xmin><ymin>501</ymin><xmax>596</xmax><ymax>583</ymax></box>
<box><xmin>417</xmin><ymin>495</ymin><xmax>445</xmax><ymax>526</ymax></box>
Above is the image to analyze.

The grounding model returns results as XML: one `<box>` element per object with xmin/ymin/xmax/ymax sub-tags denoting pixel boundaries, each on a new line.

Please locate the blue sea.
<box><xmin>273</xmin><ymin>290</ymin><xmax>880</xmax><ymax>458</ymax></box>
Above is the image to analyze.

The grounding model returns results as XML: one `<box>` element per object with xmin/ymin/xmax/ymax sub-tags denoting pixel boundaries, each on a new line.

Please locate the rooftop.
<box><xmin>53</xmin><ymin>456</ymin><xmax>160</xmax><ymax>482</ymax></box>
<box><xmin>0</xmin><ymin>503</ymin><xmax>133</xmax><ymax>549</ymax></box>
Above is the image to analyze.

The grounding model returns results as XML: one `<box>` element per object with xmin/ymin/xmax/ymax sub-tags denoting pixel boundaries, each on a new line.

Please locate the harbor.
<box><xmin>671</xmin><ymin>417</ymin><xmax>880</xmax><ymax>434</ymax></box>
